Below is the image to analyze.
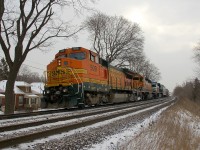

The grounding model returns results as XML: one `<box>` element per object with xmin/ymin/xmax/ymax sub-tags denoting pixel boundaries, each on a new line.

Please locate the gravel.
<box><xmin>27</xmin><ymin>104</ymin><xmax>167</xmax><ymax>150</ymax></box>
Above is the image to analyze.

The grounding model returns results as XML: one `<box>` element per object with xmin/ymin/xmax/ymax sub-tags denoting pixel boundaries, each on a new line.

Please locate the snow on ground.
<box><xmin>90</xmin><ymin>105</ymin><xmax>199</xmax><ymax>150</ymax></box>
<box><xmin>2</xmin><ymin>98</ymin><xmax>198</xmax><ymax>150</ymax></box>
<box><xmin>89</xmin><ymin>105</ymin><xmax>170</xmax><ymax>150</ymax></box>
<box><xmin>4</xmin><ymin>101</ymin><xmax>172</xmax><ymax>150</ymax></box>
<box><xmin>177</xmin><ymin>110</ymin><xmax>200</xmax><ymax>137</ymax></box>
<box><xmin>121</xmin><ymin>100</ymin><xmax>200</xmax><ymax>150</ymax></box>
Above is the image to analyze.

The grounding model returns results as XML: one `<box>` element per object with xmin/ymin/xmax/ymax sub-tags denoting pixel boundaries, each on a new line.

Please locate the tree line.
<box><xmin>173</xmin><ymin>41</ymin><xmax>200</xmax><ymax>104</ymax></box>
<box><xmin>173</xmin><ymin>78</ymin><xmax>200</xmax><ymax>104</ymax></box>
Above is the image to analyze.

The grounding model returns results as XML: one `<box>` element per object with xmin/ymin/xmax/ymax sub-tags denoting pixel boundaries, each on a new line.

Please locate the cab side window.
<box><xmin>90</xmin><ymin>55</ymin><xmax>95</xmax><ymax>62</ymax></box>
<box><xmin>90</xmin><ymin>54</ymin><xmax>99</xmax><ymax>64</ymax></box>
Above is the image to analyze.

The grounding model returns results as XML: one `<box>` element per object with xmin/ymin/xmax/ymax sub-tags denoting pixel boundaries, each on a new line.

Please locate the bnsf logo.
<box><xmin>48</xmin><ymin>69</ymin><xmax>67</xmax><ymax>77</ymax></box>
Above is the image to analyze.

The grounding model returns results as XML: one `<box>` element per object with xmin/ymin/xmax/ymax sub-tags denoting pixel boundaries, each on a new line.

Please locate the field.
<box><xmin>122</xmin><ymin>98</ymin><xmax>200</xmax><ymax>150</ymax></box>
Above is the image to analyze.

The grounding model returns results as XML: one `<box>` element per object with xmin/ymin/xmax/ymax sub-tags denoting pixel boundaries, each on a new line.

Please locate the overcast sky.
<box><xmin>3</xmin><ymin>0</ymin><xmax>200</xmax><ymax>92</ymax></box>
<box><xmin>95</xmin><ymin>0</ymin><xmax>200</xmax><ymax>92</ymax></box>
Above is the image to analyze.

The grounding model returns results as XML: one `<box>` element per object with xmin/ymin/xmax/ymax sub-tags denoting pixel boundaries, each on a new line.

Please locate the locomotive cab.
<box><xmin>43</xmin><ymin>47</ymin><xmax>109</xmax><ymax>108</ymax></box>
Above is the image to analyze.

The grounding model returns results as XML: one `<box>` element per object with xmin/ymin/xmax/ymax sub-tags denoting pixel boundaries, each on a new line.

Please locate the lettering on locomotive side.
<box><xmin>48</xmin><ymin>69</ymin><xmax>68</xmax><ymax>77</ymax></box>
<box><xmin>47</xmin><ymin>68</ymin><xmax>88</xmax><ymax>78</ymax></box>
<box><xmin>90</xmin><ymin>65</ymin><xmax>97</xmax><ymax>72</ymax></box>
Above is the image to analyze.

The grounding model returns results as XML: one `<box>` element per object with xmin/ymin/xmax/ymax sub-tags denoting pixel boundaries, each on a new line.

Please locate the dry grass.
<box><xmin>176</xmin><ymin>98</ymin><xmax>200</xmax><ymax>117</ymax></box>
<box><xmin>124</xmin><ymin>98</ymin><xmax>200</xmax><ymax>150</ymax></box>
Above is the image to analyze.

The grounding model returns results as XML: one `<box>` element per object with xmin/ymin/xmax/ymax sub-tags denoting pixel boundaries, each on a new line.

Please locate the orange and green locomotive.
<box><xmin>42</xmin><ymin>47</ymin><xmax>163</xmax><ymax>108</ymax></box>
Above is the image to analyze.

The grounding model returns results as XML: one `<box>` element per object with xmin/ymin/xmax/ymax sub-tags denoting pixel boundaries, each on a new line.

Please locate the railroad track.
<box><xmin>0</xmin><ymin>108</ymin><xmax>69</xmax><ymax>120</ymax></box>
<box><xmin>0</xmin><ymin>98</ymin><xmax>174</xmax><ymax>149</ymax></box>
<box><xmin>0</xmin><ymin>98</ymin><xmax>167</xmax><ymax>132</ymax></box>
<box><xmin>0</xmin><ymin>97</ymin><xmax>168</xmax><ymax>120</ymax></box>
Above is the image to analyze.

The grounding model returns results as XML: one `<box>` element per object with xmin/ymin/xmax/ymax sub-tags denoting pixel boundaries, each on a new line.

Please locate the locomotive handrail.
<box><xmin>64</xmin><ymin>67</ymin><xmax>83</xmax><ymax>96</ymax></box>
<box><xmin>73</xmin><ymin>69</ymin><xmax>84</xmax><ymax>97</ymax></box>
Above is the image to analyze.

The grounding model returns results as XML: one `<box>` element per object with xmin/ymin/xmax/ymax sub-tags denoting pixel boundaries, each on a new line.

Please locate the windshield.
<box><xmin>69</xmin><ymin>52</ymin><xmax>86</xmax><ymax>60</ymax></box>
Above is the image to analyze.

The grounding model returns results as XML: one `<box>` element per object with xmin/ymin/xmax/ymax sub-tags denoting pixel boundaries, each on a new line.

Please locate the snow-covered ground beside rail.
<box><xmin>89</xmin><ymin>106</ymin><xmax>170</xmax><ymax>150</ymax></box>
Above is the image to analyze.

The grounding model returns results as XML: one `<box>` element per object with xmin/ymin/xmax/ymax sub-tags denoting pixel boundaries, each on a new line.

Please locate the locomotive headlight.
<box><xmin>63</xmin><ymin>88</ymin><xmax>68</xmax><ymax>92</ymax></box>
<box><xmin>57</xmin><ymin>59</ymin><xmax>61</xmax><ymax>66</ymax></box>
<box><xmin>46</xmin><ymin>90</ymin><xmax>50</xmax><ymax>94</ymax></box>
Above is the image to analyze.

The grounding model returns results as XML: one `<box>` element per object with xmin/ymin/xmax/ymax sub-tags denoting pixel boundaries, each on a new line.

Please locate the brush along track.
<box><xmin>0</xmin><ymin>98</ymin><xmax>173</xmax><ymax>149</ymax></box>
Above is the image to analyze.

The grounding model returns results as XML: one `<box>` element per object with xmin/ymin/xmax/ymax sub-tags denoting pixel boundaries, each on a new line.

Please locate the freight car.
<box><xmin>42</xmin><ymin>47</ymin><xmax>167</xmax><ymax>108</ymax></box>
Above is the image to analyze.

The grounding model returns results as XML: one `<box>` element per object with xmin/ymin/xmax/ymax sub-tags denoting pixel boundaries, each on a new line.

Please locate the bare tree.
<box><xmin>16</xmin><ymin>65</ymin><xmax>43</xmax><ymax>83</ymax></box>
<box><xmin>127</xmin><ymin>53</ymin><xmax>161</xmax><ymax>81</ymax></box>
<box><xmin>193</xmin><ymin>42</ymin><xmax>200</xmax><ymax>77</ymax></box>
<box><xmin>173</xmin><ymin>79</ymin><xmax>200</xmax><ymax>104</ymax></box>
<box><xmin>0</xmin><ymin>0</ymin><xmax>95</xmax><ymax>114</ymax></box>
<box><xmin>140</xmin><ymin>60</ymin><xmax>161</xmax><ymax>81</ymax></box>
<box><xmin>194</xmin><ymin>42</ymin><xmax>200</xmax><ymax>64</ymax></box>
<box><xmin>127</xmin><ymin>50</ymin><xmax>146</xmax><ymax>72</ymax></box>
<box><xmin>84</xmin><ymin>12</ymin><xmax>161</xmax><ymax>81</ymax></box>
<box><xmin>192</xmin><ymin>78</ymin><xmax>200</xmax><ymax>102</ymax></box>
<box><xmin>173</xmin><ymin>85</ymin><xmax>184</xmax><ymax>98</ymax></box>
<box><xmin>85</xmin><ymin>12</ymin><xmax>144</xmax><ymax>66</ymax></box>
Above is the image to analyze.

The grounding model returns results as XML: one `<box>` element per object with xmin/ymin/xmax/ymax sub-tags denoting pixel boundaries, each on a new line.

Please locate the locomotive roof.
<box><xmin>108</xmin><ymin>65</ymin><xmax>124</xmax><ymax>72</ymax></box>
<box><xmin>122</xmin><ymin>68</ymin><xmax>142</xmax><ymax>77</ymax></box>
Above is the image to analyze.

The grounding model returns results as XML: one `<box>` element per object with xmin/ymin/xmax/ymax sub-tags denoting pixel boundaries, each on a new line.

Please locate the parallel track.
<box><xmin>0</xmin><ymin>98</ymin><xmax>167</xmax><ymax>132</ymax></box>
<box><xmin>0</xmin><ymin>98</ymin><xmax>168</xmax><ymax>120</ymax></box>
<box><xmin>0</xmin><ymin>100</ymin><xmax>160</xmax><ymax>132</ymax></box>
<box><xmin>0</xmin><ymin>108</ymin><xmax>68</xmax><ymax>120</ymax></box>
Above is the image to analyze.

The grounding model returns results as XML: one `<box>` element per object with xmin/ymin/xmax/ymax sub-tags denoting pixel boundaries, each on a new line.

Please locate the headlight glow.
<box><xmin>63</xmin><ymin>88</ymin><xmax>67</xmax><ymax>92</ymax></box>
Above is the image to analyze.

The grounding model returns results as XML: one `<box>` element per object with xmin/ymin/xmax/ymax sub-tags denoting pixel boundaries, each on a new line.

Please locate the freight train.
<box><xmin>42</xmin><ymin>47</ymin><xmax>169</xmax><ymax>108</ymax></box>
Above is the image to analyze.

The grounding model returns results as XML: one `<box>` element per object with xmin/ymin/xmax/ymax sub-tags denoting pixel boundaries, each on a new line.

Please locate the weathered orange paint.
<box><xmin>46</xmin><ymin>47</ymin><xmax>152</xmax><ymax>93</ymax></box>
<box><xmin>46</xmin><ymin>47</ymin><xmax>108</xmax><ymax>87</ymax></box>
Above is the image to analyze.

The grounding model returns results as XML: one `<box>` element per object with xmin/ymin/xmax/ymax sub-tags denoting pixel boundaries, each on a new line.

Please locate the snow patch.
<box><xmin>89</xmin><ymin>105</ymin><xmax>170</xmax><ymax>150</ymax></box>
